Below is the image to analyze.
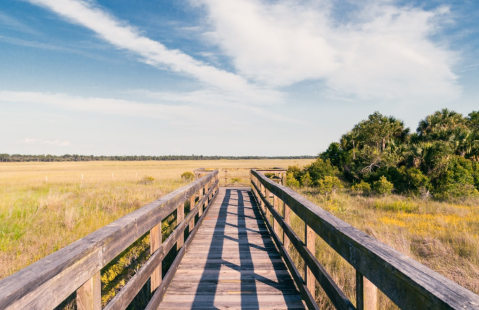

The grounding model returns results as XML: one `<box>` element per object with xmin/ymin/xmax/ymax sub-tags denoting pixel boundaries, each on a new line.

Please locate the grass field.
<box><xmin>287</xmin><ymin>188</ymin><xmax>479</xmax><ymax>309</ymax></box>
<box><xmin>1</xmin><ymin>159</ymin><xmax>478</xmax><ymax>309</ymax></box>
<box><xmin>0</xmin><ymin>159</ymin><xmax>313</xmax><ymax>280</ymax></box>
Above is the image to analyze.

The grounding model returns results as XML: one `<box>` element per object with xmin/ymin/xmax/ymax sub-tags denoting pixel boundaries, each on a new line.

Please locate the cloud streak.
<box><xmin>196</xmin><ymin>0</ymin><xmax>460</xmax><ymax>101</ymax></box>
<box><xmin>26</xmin><ymin>0</ymin><xmax>282</xmax><ymax>105</ymax></box>
<box><xmin>0</xmin><ymin>12</ymin><xmax>39</xmax><ymax>34</ymax></box>
<box><xmin>25</xmin><ymin>0</ymin><xmax>460</xmax><ymax>105</ymax></box>
<box><xmin>0</xmin><ymin>90</ymin><xmax>303</xmax><ymax>124</ymax></box>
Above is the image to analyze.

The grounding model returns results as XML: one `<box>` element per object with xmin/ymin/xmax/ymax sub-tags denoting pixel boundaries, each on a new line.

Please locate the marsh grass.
<box><xmin>0</xmin><ymin>158</ymin><xmax>313</xmax><ymax>309</ymax></box>
<box><xmin>286</xmin><ymin>187</ymin><xmax>479</xmax><ymax>309</ymax></box>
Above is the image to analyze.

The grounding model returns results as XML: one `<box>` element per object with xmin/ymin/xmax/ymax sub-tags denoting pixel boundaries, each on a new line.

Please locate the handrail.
<box><xmin>0</xmin><ymin>170</ymin><xmax>219</xmax><ymax>310</ymax></box>
<box><xmin>250</xmin><ymin>169</ymin><xmax>479</xmax><ymax>310</ymax></box>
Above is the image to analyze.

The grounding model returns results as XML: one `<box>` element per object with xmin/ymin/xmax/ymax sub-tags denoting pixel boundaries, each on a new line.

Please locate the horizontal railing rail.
<box><xmin>0</xmin><ymin>170</ymin><xmax>219</xmax><ymax>310</ymax></box>
<box><xmin>250</xmin><ymin>169</ymin><xmax>479</xmax><ymax>310</ymax></box>
<box><xmin>195</xmin><ymin>167</ymin><xmax>287</xmax><ymax>187</ymax></box>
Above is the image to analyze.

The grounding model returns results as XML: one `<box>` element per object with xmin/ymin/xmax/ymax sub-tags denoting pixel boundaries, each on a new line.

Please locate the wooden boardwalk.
<box><xmin>159</xmin><ymin>187</ymin><xmax>305</xmax><ymax>309</ymax></box>
<box><xmin>4</xmin><ymin>170</ymin><xmax>477</xmax><ymax>310</ymax></box>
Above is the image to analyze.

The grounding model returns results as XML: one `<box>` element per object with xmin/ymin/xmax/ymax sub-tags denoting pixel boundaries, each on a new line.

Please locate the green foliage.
<box><xmin>264</xmin><ymin>173</ymin><xmax>275</xmax><ymax>178</ymax></box>
<box><xmin>181</xmin><ymin>171</ymin><xmax>194</xmax><ymax>181</ymax></box>
<box><xmin>318</xmin><ymin>176</ymin><xmax>343</xmax><ymax>195</ymax></box>
<box><xmin>137</xmin><ymin>175</ymin><xmax>155</xmax><ymax>185</ymax></box>
<box><xmin>300</xmin><ymin>172</ymin><xmax>312</xmax><ymax>187</ymax></box>
<box><xmin>303</xmin><ymin>158</ymin><xmax>339</xmax><ymax>186</ymax></box>
<box><xmin>351</xmin><ymin>180</ymin><xmax>371</xmax><ymax>195</ymax></box>
<box><xmin>433</xmin><ymin>156</ymin><xmax>479</xmax><ymax>200</ymax></box>
<box><xmin>473</xmin><ymin>161</ymin><xmax>479</xmax><ymax>189</ymax></box>
<box><xmin>335</xmin><ymin>111</ymin><xmax>409</xmax><ymax>178</ymax></box>
<box><xmin>287</xmin><ymin>165</ymin><xmax>302</xmax><ymax>180</ymax></box>
<box><xmin>371</xmin><ymin>166</ymin><xmax>430</xmax><ymax>194</ymax></box>
<box><xmin>374</xmin><ymin>176</ymin><xmax>394</xmax><ymax>195</ymax></box>
<box><xmin>315</xmin><ymin>109</ymin><xmax>479</xmax><ymax>200</ymax></box>
<box><xmin>286</xmin><ymin>172</ymin><xmax>300</xmax><ymax>187</ymax></box>
<box><xmin>404</xmin><ymin>167</ymin><xmax>430</xmax><ymax>191</ymax></box>
<box><xmin>319</xmin><ymin>142</ymin><xmax>345</xmax><ymax>168</ymax></box>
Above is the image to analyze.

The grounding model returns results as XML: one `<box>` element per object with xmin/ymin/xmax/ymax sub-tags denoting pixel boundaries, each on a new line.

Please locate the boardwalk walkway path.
<box><xmin>159</xmin><ymin>187</ymin><xmax>305</xmax><ymax>309</ymax></box>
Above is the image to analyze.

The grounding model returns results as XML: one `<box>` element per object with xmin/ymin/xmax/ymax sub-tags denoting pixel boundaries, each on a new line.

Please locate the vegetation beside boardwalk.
<box><xmin>288</xmin><ymin>109</ymin><xmax>479</xmax><ymax>199</ymax></box>
<box><xmin>0</xmin><ymin>159</ymin><xmax>312</xmax><ymax>309</ymax></box>
<box><xmin>281</xmin><ymin>109</ymin><xmax>479</xmax><ymax>308</ymax></box>
<box><xmin>3</xmin><ymin>107</ymin><xmax>479</xmax><ymax>310</ymax></box>
<box><xmin>284</xmin><ymin>189</ymin><xmax>479</xmax><ymax>309</ymax></box>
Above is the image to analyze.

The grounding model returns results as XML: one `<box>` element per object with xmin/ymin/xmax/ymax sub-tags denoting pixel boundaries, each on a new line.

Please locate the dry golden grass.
<box><xmin>6</xmin><ymin>159</ymin><xmax>474</xmax><ymax>309</ymax></box>
<box><xmin>0</xmin><ymin>159</ymin><xmax>313</xmax><ymax>280</ymax></box>
<box><xmin>288</xmin><ymin>188</ymin><xmax>479</xmax><ymax>309</ymax></box>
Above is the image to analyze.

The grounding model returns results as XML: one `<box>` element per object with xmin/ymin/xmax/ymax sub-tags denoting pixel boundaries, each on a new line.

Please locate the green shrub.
<box><xmin>286</xmin><ymin>172</ymin><xmax>300</xmax><ymax>187</ymax></box>
<box><xmin>374</xmin><ymin>176</ymin><xmax>394</xmax><ymax>195</ymax></box>
<box><xmin>287</xmin><ymin>165</ymin><xmax>302</xmax><ymax>179</ymax></box>
<box><xmin>300</xmin><ymin>172</ymin><xmax>312</xmax><ymax>187</ymax></box>
<box><xmin>303</xmin><ymin>158</ymin><xmax>339</xmax><ymax>186</ymax></box>
<box><xmin>472</xmin><ymin>161</ymin><xmax>479</xmax><ymax>189</ymax></box>
<box><xmin>405</xmin><ymin>167</ymin><xmax>431</xmax><ymax>192</ymax></box>
<box><xmin>351</xmin><ymin>180</ymin><xmax>371</xmax><ymax>195</ymax></box>
<box><xmin>138</xmin><ymin>175</ymin><xmax>155</xmax><ymax>185</ymax></box>
<box><xmin>318</xmin><ymin>176</ymin><xmax>343</xmax><ymax>195</ymax></box>
<box><xmin>433</xmin><ymin>156</ymin><xmax>478</xmax><ymax>199</ymax></box>
<box><xmin>181</xmin><ymin>171</ymin><xmax>194</xmax><ymax>182</ymax></box>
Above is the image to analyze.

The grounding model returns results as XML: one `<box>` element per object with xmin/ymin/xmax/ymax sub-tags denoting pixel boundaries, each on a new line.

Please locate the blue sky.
<box><xmin>0</xmin><ymin>0</ymin><xmax>478</xmax><ymax>156</ymax></box>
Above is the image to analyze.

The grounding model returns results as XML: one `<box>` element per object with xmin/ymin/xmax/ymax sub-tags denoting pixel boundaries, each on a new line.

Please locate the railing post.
<box><xmin>284</xmin><ymin>202</ymin><xmax>290</xmax><ymax>250</ymax></box>
<box><xmin>282</xmin><ymin>172</ymin><xmax>286</xmax><ymax>186</ymax></box>
<box><xmin>77</xmin><ymin>272</ymin><xmax>101</xmax><ymax>310</ymax></box>
<box><xmin>305</xmin><ymin>225</ymin><xmax>315</xmax><ymax>296</ymax></box>
<box><xmin>177</xmin><ymin>203</ymin><xmax>184</xmax><ymax>250</ymax></box>
<box><xmin>273</xmin><ymin>194</ymin><xmax>279</xmax><ymax>233</ymax></box>
<box><xmin>265</xmin><ymin>188</ymin><xmax>271</xmax><ymax>224</ymax></box>
<box><xmin>189</xmin><ymin>194</ymin><xmax>195</xmax><ymax>232</ymax></box>
<box><xmin>257</xmin><ymin>179</ymin><xmax>263</xmax><ymax>210</ymax></box>
<box><xmin>356</xmin><ymin>271</ymin><xmax>378</xmax><ymax>310</ymax></box>
<box><xmin>205</xmin><ymin>181</ymin><xmax>210</xmax><ymax>202</ymax></box>
<box><xmin>150</xmin><ymin>223</ymin><xmax>162</xmax><ymax>292</ymax></box>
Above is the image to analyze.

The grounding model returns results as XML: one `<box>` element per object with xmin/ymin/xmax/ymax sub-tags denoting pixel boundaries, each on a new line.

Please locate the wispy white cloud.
<box><xmin>26</xmin><ymin>0</ymin><xmax>282</xmax><ymax>105</ymax></box>
<box><xmin>17</xmin><ymin>138</ymin><xmax>71</xmax><ymax>146</ymax></box>
<box><xmin>195</xmin><ymin>0</ymin><xmax>460</xmax><ymax>101</ymax></box>
<box><xmin>0</xmin><ymin>12</ymin><xmax>39</xmax><ymax>34</ymax></box>
<box><xmin>0</xmin><ymin>91</ymin><xmax>193</xmax><ymax>119</ymax></box>
<box><xmin>23</xmin><ymin>0</ymin><xmax>460</xmax><ymax>105</ymax></box>
<box><xmin>0</xmin><ymin>90</ymin><xmax>303</xmax><ymax>124</ymax></box>
<box><xmin>127</xmin><ymin>89</ymin><xmax>306</xmax><ymax>124</ymax></box>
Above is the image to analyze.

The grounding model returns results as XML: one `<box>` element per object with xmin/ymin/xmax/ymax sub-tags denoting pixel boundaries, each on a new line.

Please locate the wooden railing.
<box><xmin>0</xmin><ymin>170</ymin><xmax>219</xmax><ymax>310</ymax></box>
<box><xmin>195</xmin><ymin>167</ymin><xmax>287</xmax><ymax>187</ymax></box>
<box><xmin>250</xmin><ymin>169</ymin><xmax>479</xmax><ymax>310</ymax></box>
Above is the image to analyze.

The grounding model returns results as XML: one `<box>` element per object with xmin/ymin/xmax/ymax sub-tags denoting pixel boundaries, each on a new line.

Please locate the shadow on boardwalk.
<box><xmin>159</xmin><ymin>187</ymin><xmax>305</xmax><ymax>309</ymax></box>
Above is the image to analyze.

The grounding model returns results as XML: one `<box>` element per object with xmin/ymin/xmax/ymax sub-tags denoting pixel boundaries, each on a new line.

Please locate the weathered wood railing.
<box><xmin>0</xmin><ymin>170</ymin><xmax>219</xmax><ymax>310</ymax></box>
<box><xmin>195</xmin><ymin>167</ymin><xmax>287</xmax><ymax>187</ymax></box>
<box><xmin>250</xmin><ymin>169</ymin><xmax>479</xmax><ymax>310</ymax></box>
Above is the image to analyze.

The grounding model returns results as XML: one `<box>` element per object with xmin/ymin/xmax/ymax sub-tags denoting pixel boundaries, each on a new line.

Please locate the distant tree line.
<box><xmin>287</xmin><ymin>109</ymin><xmax>479</xmax><ymax>200</ymax></box>
<box><xmin>0</xmin><ymin>154</ymin><xmax>315</xmax><ymax>162</ymax></box>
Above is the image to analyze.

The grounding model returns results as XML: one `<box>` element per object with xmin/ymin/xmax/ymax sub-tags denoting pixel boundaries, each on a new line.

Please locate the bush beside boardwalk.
<box><xmin>282</xmin><ymin>109</ymin><xmax>479</xmax><ymax>308</ymax></box>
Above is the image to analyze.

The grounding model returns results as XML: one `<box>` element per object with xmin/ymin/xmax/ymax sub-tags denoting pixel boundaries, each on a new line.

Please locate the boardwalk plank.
<box><xmin>158</xmin><ymin>187</ymin><xmax>305</xmax><ymax>310</ymax></box>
